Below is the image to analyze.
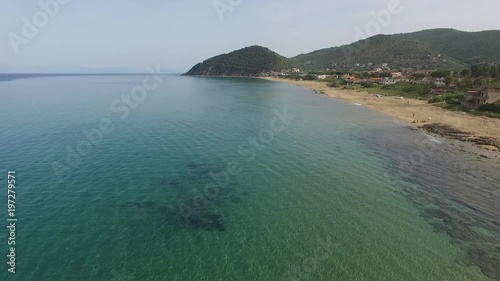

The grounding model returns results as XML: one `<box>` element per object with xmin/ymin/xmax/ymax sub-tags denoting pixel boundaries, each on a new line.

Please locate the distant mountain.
<box><xmin>291</xmin><ymin>29</ymin><xmax>500</xmax><ymax>71</ymax></box>
<box><xmin>184</xmin><ymin>46</ymin><xmax>291</xmax><ymax>76</ymax></box>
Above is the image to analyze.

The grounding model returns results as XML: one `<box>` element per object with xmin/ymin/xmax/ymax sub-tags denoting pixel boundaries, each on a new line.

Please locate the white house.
<box><xmin>434</xmin><ymin>77</ymin><xmax>446</xmax><ymax>87</ymax></box>
<box><xmin>391</xmin><ymin>72</ymin><xmax>402</xmax><ymax>78</ymax></box>
<box><xmin>383</xmin><ymin>77</ymin><xmax>400</xmax><ymax>85</ymax></box>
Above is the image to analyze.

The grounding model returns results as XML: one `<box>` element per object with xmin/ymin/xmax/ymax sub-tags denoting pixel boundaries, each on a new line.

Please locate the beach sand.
<box><xmin>263</xmin><ymin>77</ymin><xmax>500</xmax><ymax>156</ymax></box>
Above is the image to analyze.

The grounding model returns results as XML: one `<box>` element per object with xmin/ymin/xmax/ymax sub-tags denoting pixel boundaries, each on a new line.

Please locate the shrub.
<box><xmin>428</xmin><ymin>95</ymin><xmax>446</xmax><ymax>103</ymax></box>
<box><xmin>303</xmin><ymin>74</ymin><xmax>317</xmax><ymax>81</ymax></box>
<box><xmin>477</xmin><ymin>103</ymin><xmax>500</xmax><ymax>113</ymax></box>
<box><xmin>445</xmin><ymin>92</ymin><xmax>465</xmax><ymax>105</ymax></box>
<box><xmin>360</xmin><ymin>81</ymin><xmax>373</xmax><ymax>88</ymax></box>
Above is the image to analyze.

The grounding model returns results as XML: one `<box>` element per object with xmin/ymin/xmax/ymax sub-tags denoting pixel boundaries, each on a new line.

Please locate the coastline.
<box><xmin>261</xmin><ymin>78</ymin><xmax>500</xmax><ymax>280</ymax></box>
<box><xmin>262</xmin><ymin>77</ymin><xmax>500</xmax><ymax>161</ymax></box>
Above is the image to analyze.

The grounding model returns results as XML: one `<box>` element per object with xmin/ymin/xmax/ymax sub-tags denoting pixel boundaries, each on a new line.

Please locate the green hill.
<box><xmin>185</xmin><ymin>29</ymin><xmax>500</xmax><ymax>76</ymax></box>
<box><xmin>184</xmin><ymin>46</ymin><xmax>291</xmax><ymax>76</ymax></box>
<box><xmin>397</xmin><ymin>29</ymin><xmax>500</xmax><ymax>65</ymax></box>
<box><xmin>291</xmin><ymin>34</ymin><xmax>463</xmax><ymax>71</ymax></box>
<box><xmin>291</xmin><ymin>29</ymin><xmax>500</xmax><ymax>71</ymax></box>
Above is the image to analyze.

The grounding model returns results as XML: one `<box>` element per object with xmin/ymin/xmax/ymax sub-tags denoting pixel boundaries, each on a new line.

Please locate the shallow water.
<box><xmin>0</xmin><ymin>75</ymin><xmax>498</xmax><ymax>280</ymax></box>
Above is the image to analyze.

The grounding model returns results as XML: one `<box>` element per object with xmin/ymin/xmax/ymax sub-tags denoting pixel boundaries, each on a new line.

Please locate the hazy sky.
<box><xmin>1</xmin><ymin>0</ymin><xmax>499</xmax><ymax>72</ymax></box>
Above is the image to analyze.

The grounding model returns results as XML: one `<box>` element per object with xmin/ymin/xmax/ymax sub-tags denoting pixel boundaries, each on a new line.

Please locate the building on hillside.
<box><xmin>462</xmin><ymin>89</ymin><xmax>489</xmax><ymax>108</ymax></box>
<box><xmin>368</xmin><ymin>77</ymin><xmax>384</xmax><ymax>84</ymax></box>
<box><xmin>400</xmin><ymin>76</ymin><xmax>412</xmax><ymax>83</ymax></box>
<box><xmin>434</xmin><ymin>77</ymin><xmax>446</xmax><ymax>87</ymax></box>
<box><xmin>391</xmin><ymin>72</ymin><xmax>402</xmax><ymax>78</ymax></box>
<box><xmin>463</xmin><ymin>88</ymin><xmax>500</xmax><ymax>106</ymax></box>
<box><xmin>341</xmin><ymin>74</ymin><xmax>357</xmax><ymax>82</ymax></box>
<box><xmin>412</xmin><ymin>77</ymin><xmax>433</xmax><ymax>85</ymax></box>
<box><xmin>383</xmin><ymin>78</ymin><xmax>400</xmax><ymax>85</ymax></box>
<box><xmin>487</xmin><ymin>88</ymin><xmax>500</xmax><ymax>104</ymax></box>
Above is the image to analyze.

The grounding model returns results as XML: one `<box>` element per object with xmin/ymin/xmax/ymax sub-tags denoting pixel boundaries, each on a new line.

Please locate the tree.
<box><xmin>458</xmin><ymin>77</ymin><xmax>474</xmax><ymax>89</ymax></box>
<box><xmin>490</xmin><ymin>66</ymin><xmax>499</xmax><ymax>78</ymax></box>
<box><xmin>411</xmin><ymin>73</ymin><xmax>426</xmax><ymax>79</ymax></box>
<box><xmin>360</xmin><ymin>81</ymin><xmax>373</xmax><ymax>88</ymax></box>
<box><xmin>304</xmin><ymin>74</ymin><xmax>317</xmax><ymax>81</ymax></box>
<box><xmin>460</xmin><ymin>69</ymin><xmax>471</xmax><ymax>77</ymax></box>
<box><xmin>431</xmin><ymin>70</ymin><xmax>451</xmax><ymax>78</ymax></box>
<box><xmin>471</xmin><ymin>64</ymin><xmax>491</xmax><ymax>77</ymax></box>
<box><xmin>473</xmin><ymin>77</ymin><xmax>488</xmax><ymax>87</ymax></box>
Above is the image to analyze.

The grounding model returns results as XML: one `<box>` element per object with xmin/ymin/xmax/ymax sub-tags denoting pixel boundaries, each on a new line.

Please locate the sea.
<box><xmin>0</xmin><ymin>74</ymin><xmax>499</xmax><ymax>281</ymax></box>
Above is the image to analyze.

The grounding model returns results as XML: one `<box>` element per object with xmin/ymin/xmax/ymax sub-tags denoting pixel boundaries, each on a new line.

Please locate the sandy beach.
<box><xmin>264</xmin><ymin>77</ymin><xmax>500</xmax><ymax>155</ymax></box>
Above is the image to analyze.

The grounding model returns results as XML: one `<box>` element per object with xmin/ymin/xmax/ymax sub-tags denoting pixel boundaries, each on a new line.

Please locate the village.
<box><xmin>266</xmin><ymin>64</ymin><xmax>500</xmax><ymax>109</ymax></box>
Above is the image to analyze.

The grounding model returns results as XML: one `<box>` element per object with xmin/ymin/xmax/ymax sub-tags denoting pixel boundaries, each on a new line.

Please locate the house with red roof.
<box><xmin>368</xmin><ymin>77</ymin><xmax>383</xmax><ymax>84</ymax></box>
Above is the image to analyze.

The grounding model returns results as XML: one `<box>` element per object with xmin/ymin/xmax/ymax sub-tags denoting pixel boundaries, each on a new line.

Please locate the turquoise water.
<box><xmin>0</xmin><ymin>75</ymin><xmax>499</xmax><ymax>280</ymax></box>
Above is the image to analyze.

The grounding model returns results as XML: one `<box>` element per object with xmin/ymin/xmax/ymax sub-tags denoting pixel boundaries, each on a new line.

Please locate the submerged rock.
<box><xmin>421</xmin><ymin>123</ymin><xmax>500</xmax><ymax>150</ymax></box>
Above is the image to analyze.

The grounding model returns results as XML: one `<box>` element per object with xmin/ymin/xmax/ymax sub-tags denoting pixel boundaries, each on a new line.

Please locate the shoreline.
<box><xmin>262</xmin><ymin>77</ymin><xmax>500</xmax><ymax>161</ymax></box>
<box><xmin>260</xmin><ymin>77</ymin><xmax>500</xmax><ymax>280</ymax></box>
